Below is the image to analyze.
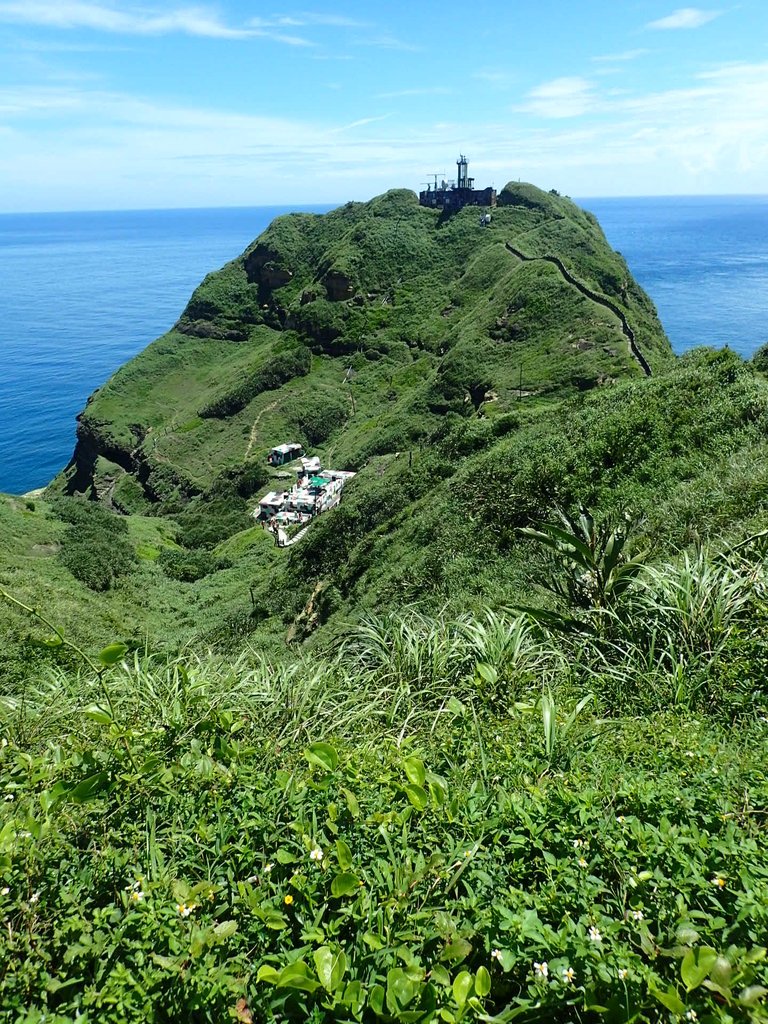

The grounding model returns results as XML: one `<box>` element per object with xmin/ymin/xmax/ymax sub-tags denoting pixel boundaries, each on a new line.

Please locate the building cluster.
<box><xmin>419</xmin><ymin>155</ymin><xmax>497</xmax><ymax>212</ymax></box>
<box><xmin>257</xmin><ymin>444</ymin><xmax>356</xmax><ymax>530</ymax></box>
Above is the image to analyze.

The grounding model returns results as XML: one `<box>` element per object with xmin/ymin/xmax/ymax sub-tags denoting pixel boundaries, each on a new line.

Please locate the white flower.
<box><xmin>588</xmin><ymin>926</ymin><xmax>602</xmax><ymax>943</ymax></box>
<box><xmin>30</xmin><ymin>891</ymin><xmax>40</xmax><ymax>904</ymax></box>
<box><xmin>177</xmin><ymin>902</ymin><xmax>197</xmax><ymax>917</ymax></box>
<box><xmin>4</xmin><ymin>794</ymin><xmax>13</xmax><ymax>802</ymax></box>
<box><xmin>578</xmin><ymin>857</ymin><xmax>588</xmax><ymax>868</ymax></box>
<box><xmin>264</xmin><ymin>862</ymin><xmax>273</xmax><ymax>873</ymax></box>
<box><xmin>618</xmin><ymin>968</ymin><xmax>629</xmax><ymax>980</ymax></box>
<box><xmin>130</xmin><ymin>889</ymin><xmax>145</xmax><ymax>903</ymax></box>
<box><xmin>562</xmin><ymin>966</ymin><xmax>576</xmax><ymax>984</ymax></box>
<box><xmin>573</xmin><ymin>839</ymin><xmax>584</xmax><ymax>849</ymax></box>
<box><xmin>309</xmin><ymin>847</ymin><xmax>324</xmax><ymax>862</ymax></box>
<box><xmin>533</xmin><ymin>961</ymin><xmax>549</xmax><ymax>979</ymax></box>
<box><xmin>491</xmin><ymin>949</ymin><xmax>502</xmax><ymax>961</ymax></box>
<box><xmin>631</xmin><ymin>910</ymin><xmax>644</xmax><ymax>921</ymax></box>
<box><xmin>711</xmin><ymin>875</ymin><xmax>726</xmax><ymax>889</ymax></box>
<box><xmin>685</xmin><ymin>1011</ymin><xmax>697</xmax><ymax>1021</ymax></box>
<box><xmin>0</xmin><ymin>886</ymin><xmax>9</xmax><ymax>896</ymax></box>
<box><xmin>616</xmin><ymin>815</ymin><xmax>626</xmax><ymax>823</ymax></box>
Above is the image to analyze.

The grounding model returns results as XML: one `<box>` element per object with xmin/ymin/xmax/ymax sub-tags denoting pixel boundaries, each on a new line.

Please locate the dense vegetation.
<box><xmin>1</xmin><ymin>185</ymin><xmax>766</xmax><ymax>1022</ymax></box>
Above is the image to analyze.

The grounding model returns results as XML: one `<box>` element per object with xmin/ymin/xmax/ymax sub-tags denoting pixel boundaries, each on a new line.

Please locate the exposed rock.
<box><xmin>324</xmin><ymin>270</ymin><xmax>355</xmax><ymax>302</ymax></box>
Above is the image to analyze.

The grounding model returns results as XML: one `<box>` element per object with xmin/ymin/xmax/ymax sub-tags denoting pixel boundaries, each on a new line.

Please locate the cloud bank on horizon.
<box><xmin>0</xmin><ymin>0</ymin><xmax>766</xmax><ymax>211</ymax></box>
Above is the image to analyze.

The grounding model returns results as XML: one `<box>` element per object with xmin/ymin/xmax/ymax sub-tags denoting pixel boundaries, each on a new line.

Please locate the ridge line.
<box><xmin>504</xmin><ymin>242</ymin><xmax>652</xmax><ymax>377</ymax></box>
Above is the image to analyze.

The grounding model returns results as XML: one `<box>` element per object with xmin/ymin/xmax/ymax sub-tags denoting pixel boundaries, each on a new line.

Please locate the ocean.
<box><xmin>1</xmin><ymin>196</ymin><xmax>767</xmax><ymax>495</ymax></box>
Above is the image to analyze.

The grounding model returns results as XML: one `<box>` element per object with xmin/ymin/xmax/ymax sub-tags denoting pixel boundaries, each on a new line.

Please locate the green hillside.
<box><xmin>1</xmin><ymin>185</ymin><xmax>767</xmax><ymax>1024</ymax></box>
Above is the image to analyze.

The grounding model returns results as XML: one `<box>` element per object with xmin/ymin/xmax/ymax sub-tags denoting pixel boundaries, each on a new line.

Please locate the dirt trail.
<box><xmin>504</xmin><ymin>242</ymin><xmax>652</xmax><ymax>377</ymax></box>
<box><xmin>245</xmin><ymin>399</ymin><xmax>280</xmax><ymax>460</ymax></box>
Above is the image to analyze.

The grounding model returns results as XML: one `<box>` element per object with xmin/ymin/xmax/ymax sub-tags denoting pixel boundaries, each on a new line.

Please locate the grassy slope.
<box><xmin>55</xmin><ymin>185</ymin><xmax>670</xmax><ymax>511</ymax></box>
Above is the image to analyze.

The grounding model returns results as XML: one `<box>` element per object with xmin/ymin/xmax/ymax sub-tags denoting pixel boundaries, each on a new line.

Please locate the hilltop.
<box><xmin>57</xmin><ymin>184</ymin><xmax>669</xmax><ymax>511</ymax></box>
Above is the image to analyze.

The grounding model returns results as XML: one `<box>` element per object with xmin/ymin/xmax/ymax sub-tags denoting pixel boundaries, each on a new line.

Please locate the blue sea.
<box><xmin>1</xmin><ymin>196</ymin><xmax>767</xmax><ymax>495</ymax></box>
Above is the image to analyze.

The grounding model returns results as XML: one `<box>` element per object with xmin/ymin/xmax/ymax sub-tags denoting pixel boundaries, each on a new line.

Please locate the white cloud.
<box><xmin>646</xmin><ymin>7</ymin><xmax>721</xmax><ymax>30</ymax></box>
<box><xmin>592</xmin><ymin>49</ymin><xmax>648</xmax><ymax>63</ymax></box>
<box><xmin>0</xmin><ymin>1</ymin><xmax>313</xmax><ymax>42</ymax></box>
<box><xmin>517</xmin><ymin>77</ymin><xmax>597</xmax><ymax>118</ymax></box>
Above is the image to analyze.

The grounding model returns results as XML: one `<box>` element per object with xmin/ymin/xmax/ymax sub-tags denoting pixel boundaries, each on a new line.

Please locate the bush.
<box><xmin>158</xmin><ymin>548</ymin><xmax>231</xmax><ymax>582</ymax></box>
<box><xmin>175</xmin><ymin>496</ymin><xmax>252</xmax><ymax>550</ymax></box>
<box><xmin>200</xmin><ymin>344</ymin><xmax>311</xmax><ymax>419</ymax></box>
<box><xmin>51</xmin><ymin>498</ymin><xmax>137</xmax><ymax>591</ymax></box>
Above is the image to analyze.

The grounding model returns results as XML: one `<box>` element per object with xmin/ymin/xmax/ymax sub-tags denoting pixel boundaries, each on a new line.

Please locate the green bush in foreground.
<box><xmin>0</xmin><ymin>586</ymin><xmax>766</xmax><ymax>1024</ymax></box>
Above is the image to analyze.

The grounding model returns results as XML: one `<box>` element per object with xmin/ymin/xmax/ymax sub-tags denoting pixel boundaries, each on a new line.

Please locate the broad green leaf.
<box><xmin>650</xmin><ymin>984</ymin><xmax>686</xmax><ymax>1015</ymax></box>
<box><xmin>475</xmin><ymin>966</ymin><xmax>491</xmax><ymax>998</ymax></box>
<box><xmin>314</xmin><ymin>945</ymin><xmax>347</xmax><ymax>993</ymax></box>
<box><xmin>276</xmin><ymin>960</ymin><xmax>321</xmax><ymax>993</ymax></box>
<box><xmin>404</xmin><ymin>784</ymin><xmax>429</xmax><ymax>811</ymax></box>
<box><xmin>431</xmin><ymin>964</ymin><xmax>451</xmax><ymax>988</ymax></box>
<box><xmin>70</xmin><ymin>772</ymin><xmax>110</xmax><ymax>802</ymax></box>
<box><xmin>256</xmin><ymin>965</ymin><xmax>280</xmax><ymax>985</ymax></box>
<box><xmin>335</xmin><ymin>838</ymin><xmax>353</xmax><ymax>871</ymax></box>
<box><xmin>212</xmin><ymin>920</ymin><xmax>237</xmax><ymax>941</ymax></box>
<box><xmin>304</xmin><ymin>742</ymin><xmax>338</xmax><ymax>772</ymax></box>
<box><xmin>475</xmin><ymin>662</ymin><xmax>498</xmax><ymax>684</ymax></box>
<box><xmin>441</xmin><ymin>937</ymin><xmax>472</xmax><ymax>963</ymax></box>
<box><xmin>341</xmin><ymin>787</ymin><xmax>360</xmax><ymax>817</ymax></box>
<box><xmin>83</xmin><ymin>704</ymin><xmax>113</xmax><ymax>725</ymax></box>
<box><xmin>681</xmin><ymin>947</ymin><xmax>717</xmax><ymax>991</ymax></box>
<box><xmin>98</xmin><ymin>642</ymin><xmax>127</xmax><ymax>667</ymax></box>
<box><xmin>453</xmin><ymin>971</ymin><xmax>473</xmax><ymax>1009</ymax></box>
<box><xmin>387</xmin><ymin>968</ymin><xmax>419</xmax><ymax>1013</ymax></box>
<box><xmin>40</xmin><ymin>635</ymin><xmax>63</xmax><ymax>649</ymax></box>
<box><xmin>369</xmin><ymin>984</ymin><xmax>385</xmax><ymax>1015</ymax></box>
<box><xmin>331</xmin><ymin>872</ymin><xmax>361</xmax><ymax>897</ymax></box>
<box><xmin>403</xmin><ymin>756</ymin><xmax>426</xmax><ymax>787</ymax></box>
<box><xmin>739</xmin><ymin>986</ymin><xmax>768</xmax><ymax>1007</ymax></box>
<box><xmin>342</xmin><ymin>980</ymin><xmax>364</xmax><ymax>1013</ymax></box>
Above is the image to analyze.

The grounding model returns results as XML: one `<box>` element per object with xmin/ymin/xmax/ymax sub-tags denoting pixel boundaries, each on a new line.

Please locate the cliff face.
<box><xmin>55</xmin><ymin>183</ymin><xmax>672</xmax><ymax>509</ymax></box>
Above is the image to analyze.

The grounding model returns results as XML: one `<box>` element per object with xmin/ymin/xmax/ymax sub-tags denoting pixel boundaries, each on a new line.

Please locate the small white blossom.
<box><xmin>130</xmin><ymin>889</ymin><xmax>145</xmax><ymax>903</ymax></box>
<box><xmin>4</xmin><ymin>794</ymin><xmax>13</xmax><ymax>802</ymax></box>
<box><xmin>30</xmin><ymin>891</ymin><xmax>40</xmax><ymax>904</ymax></box>
<box><xmin>616</xmin><ymin>815</ymin><xmax>626</xmax><ymax>823</ymax></box>
<box><xmin>0</xmin><ymin>886</ymin><xmax>9</xmax><ymax>896</ymax></box>
<box><xmin>309</xmin><ymin>847</ymin><xmax>324</xmax><ymax>862</ymax></box>
<box><xmin>631</xmin><ymin>910</ymin><xmax>644</xmax><ymax>921</ymax></box>
<box><xmin>685</xmin><ymin>1011</ymin><xmax>697</xmax><ymax>1022</ymax></box>
<box><xmin>578</xmin><ymin>857</ymin><xmax>588</xmax><ymax>868</ymax></box>
<box><xmin>573</xmin><ymin>839</ymin><xmax>584</xmax><ymax>849</ymax></box>
<box><xmin>264</xmin><ymin>862</ymin><xmax>273</xmax><ymax>873</ymax></box>
<box><xmin>711</xmin><ymin>875</ymin><xmax>726</xmax><ymax>889</ymax></box>
<box><xmin>562</xmin><ymin>966</ymin><xmax>576</xmax><ymax>984</ymax></box>
<box><xmin>618</xmin><ymin>968</ymin><xmax>629</xmax><ymax>980</ymax></box>
<box><xmin>588</xmin><ymin>926</ymin><xmax>602</xmax><ymax>943</ymax></box>
<box><xmin>533</xmin><ymin>961</ymin><xmax>549</xmax><ymax>979</ymax></box>
<box><xmin>177</xmin><ymin>902</ymin><xmax>197</xmax><ymax>917</ymax></box>
<box><xmin>491</xmin><ymin>949</ymin><xmax>502</xmax><ymax>962</ymax></box>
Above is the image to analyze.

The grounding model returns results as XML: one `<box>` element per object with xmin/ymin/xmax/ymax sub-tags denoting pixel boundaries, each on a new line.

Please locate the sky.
<box><xmin>0</xmin><ymin>1</ymin><xmax>767</xmax><ymax>210</ymax></box>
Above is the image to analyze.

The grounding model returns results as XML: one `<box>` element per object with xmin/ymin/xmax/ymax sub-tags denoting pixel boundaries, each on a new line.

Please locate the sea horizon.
<box><xmin>2</xmin><ymin>191</ymin><xmax>768</xmax><ymax>218</ymax></box>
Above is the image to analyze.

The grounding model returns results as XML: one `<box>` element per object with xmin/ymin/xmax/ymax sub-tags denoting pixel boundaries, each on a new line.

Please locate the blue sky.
<box><xmin>1</xmin><ymin>1</ymin><xmax>767</xmax><ymax>210</ymax></box>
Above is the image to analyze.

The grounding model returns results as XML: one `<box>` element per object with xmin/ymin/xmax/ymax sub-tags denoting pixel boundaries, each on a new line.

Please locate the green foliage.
<box><xmin>0</xmin><ymin>634</ymin><xmax>765</xmax><ymax>1022</ymax></box>
<box><xmin>200</xmin><ymin>342</ymin><xmax>311</xmax><ymax>418</ymax></box>
<box><xmin>50</xmin><ymin>498</ymin><xmax>137</xmax><ymax>591</ymax></box>
<box><xmin>174</xmin><ymin>495</ymin><xmax>252</xmax><ymax>550</ymax></box>
<box><xmin>158</xmin><ymin>547</ymin><xmax>231</xmax><ymax>582</ymax></box>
